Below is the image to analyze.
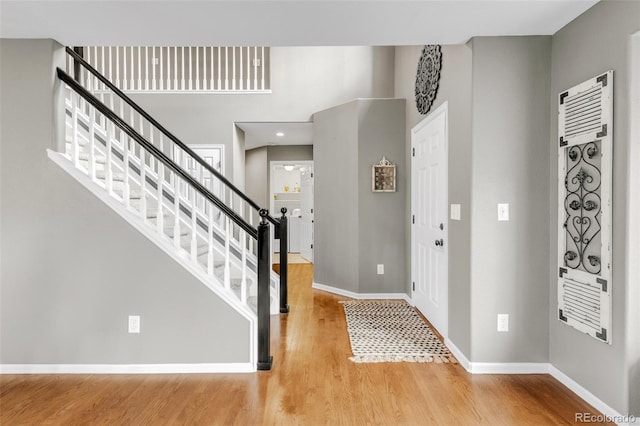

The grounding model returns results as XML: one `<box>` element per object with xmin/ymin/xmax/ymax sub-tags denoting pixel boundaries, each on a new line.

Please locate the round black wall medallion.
<box><xmin>415</xmin><ymin>45</ymin><xmax>442</xmax><ymax>115</ymax></box>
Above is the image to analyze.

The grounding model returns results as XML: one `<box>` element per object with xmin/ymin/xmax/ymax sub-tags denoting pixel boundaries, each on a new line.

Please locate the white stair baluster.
<box><xmin>145</xmin><ymin>46</ymin><xmax>150</xmax><ymax>90</ymax></box>
<box><xmin>253</xmin><ymin>46</ymin><xmax>258</xmax><ymax>91</ymax></box>
<box><xmin>239</xmin><ymin>47</ymin><xmax>243</xmax><ymax>91</ymax></box>
<box><xmin>88</xmin><ymin>107</ymin><xmax>96</xmax><ymax>180</ymax></box>
<box><xmin>209</xmin><ymin>46</ymin><xmax>214</xmax><ymax>91</ymax></box>
<box><xmin>224</xmin><ymin>216</ymin><xmax>231</xmax><ymax>290</ymax></box>
<box><xmin>137</xmin><ymin>46</ymin><xmax>142</xmax><ymax>90</ymax></box>
<box><xmin>207</xmin><ymin>205</ymin><xmax>215</xmax><ymax>276</ymax></box>
<box><xmin>232</xmin><ymin>46</ymin><xmax>236</xmax><ymax>91</ymax></box>
<box><xmin>217</xmin><ymin>47</ymin><xmax>221</xmax><ymax>90</ymax></box>
<box><xmin>261</xmin><ymin>47</ymin><xmax>265</xmax><ymax>90</ymax></box>
<box><xmin>190</xmin><ymin>47</ymin><xmax>200</xmax><ymax>90</ymax></box>
<box><xmin>181</xmin><ymin>47</ymin><xmax>185</xmax><ymax>90</ymax></box>
<box><xmin>174</xmin><ymin>47</ymin><xmax>178</xmax><ymax>90</ymax></box>
<box><xmin>140</xmin><ymin>150</ymin><xmax>147</xmax><ymax>220</ymax></box>
<box><xmin>190</xmin><ymin>185</ymin><xmax>198</xmax><ymax>261</ymax></box>
<box><xmin>116</xmin><ymin>46</ymin><xmax>127</xmax><ymax>90</ymax></box>
<box><xmin>240</xmin><ymin>204</ymin><xmax>247</xmax><ymax>303</ymax></box>
<box><xmin>108</xmin><ymin>47</ymin><xmax>114</xmax><ymax>110</ymax></box>
<box><xmin>71</xmin><ymin>92</ymin><xmax>79</xmax><ymax>167</ymax></box>
<box><xmin>156</xmin><ymin>161</ymin><xmax>164</xmax><ymax>234</ymax></box>
<box><xmin>123</xmin><ymin>135</ymin><xmax>130</xmax><ymax>207</ymax></box>
<box><xmin>173</xmin><ymin>170</ymin><xmax>181</xmax><ymax>248</ymax></box>
<box><xmin>189</xmin><ymin>47</ymin><xmax>193</xmax><ymax>91</ymax></box>
<box><xmin>159</xmin><ymin>47</ymin><xmax>163</xmax><ymax>91</ymax></box>
<box><xmin>225</xmin><ymin>46</ymin><xmax>229</xmax><ymax>90</ymax></box>
<box><xmin>246</xmin><ymin>47</ymin><xmax>251</xmax><ymax>91</ymax></box>
<box><xmin>249</xmin><ymin>209</ymin><xmax>254</xmax><ymax>253</ymax></box>
<box><xmin>148</xmin><ymin>122</ymin><xmax>154</xmax><ymax>170</ymax></box>
<box><xmin>130</xmin><ymin>46</ymin><xmax>135</xmax><ymax>91</ymax></box>
<box><xmin>106</xmin><ymin>121</ymin><xmax>113</xmax><ymax>194</ymax></box>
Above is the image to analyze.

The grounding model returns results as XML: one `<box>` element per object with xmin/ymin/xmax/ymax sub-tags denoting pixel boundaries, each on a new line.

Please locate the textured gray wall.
<box><xmin>470</xmin><ymin>36</ymin><xmax>551</xmax><ymax>363</ymax></box>
<box><xmin>394</xmin><ymin>44</ymin><xmax>473</xmax><ymax>357</ymax></box>
<box><xmin>313</xmin><ymin>100</ymin><xmax>405</xmax><ymax>294</ymax></box>
<box><xmin>245</xmin><ymin>147</ymin><xmax>269</xmax><ymax>211</ymax></box>
<box><xmin>0</xmin><ymin>39</ymin><xmax>250</xmax><ymax>365</ymax></box>
<box><xmin>131</xmin><ymin>46</ymin><xmax>395</xmax><ymax>184</ymax></box>
<box><xmin>313</xmin><ymin>101</ymin><xmax>360</xmax><ymax>293</ymax></box>
<box><xmin>549</xmin><ymin>1</ymin><xmax>640</xmax><ymax>414</ymax></box>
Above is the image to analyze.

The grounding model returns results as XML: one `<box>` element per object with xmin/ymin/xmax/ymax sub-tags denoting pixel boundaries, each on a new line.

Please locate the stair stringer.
<box><xmin>48</xmin><ymin>149</ymin><xmax>258</xmax><ymax>369</ymax></box>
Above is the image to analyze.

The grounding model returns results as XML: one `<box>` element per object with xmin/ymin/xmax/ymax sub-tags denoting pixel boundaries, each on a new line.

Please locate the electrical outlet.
<box><xmin>128</xmin><ymin>315</ymin><xmax>140</xmax><ymax>333</ymax></box>
<box><xmin>377</xmin><ymin>264</ymin><xmax>384</xmax><ymax>275</ymax></box>
<box><xmin>497</xmin><ymin>314</ymin><xmax>509</xmax><ymax>332</ymax></box>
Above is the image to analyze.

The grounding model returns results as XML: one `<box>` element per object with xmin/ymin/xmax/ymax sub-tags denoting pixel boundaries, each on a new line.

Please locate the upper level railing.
<box><xmin>67</xmin><ymin>46</ymin><xmax>270</xmax><ymax>93</ymax></box>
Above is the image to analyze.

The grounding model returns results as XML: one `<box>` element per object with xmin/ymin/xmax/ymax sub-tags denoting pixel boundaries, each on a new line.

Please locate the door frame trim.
<box><xmin>410</xmin><ymin>101</ymin><xmax>449</xmax><ymax>338</ymax></box>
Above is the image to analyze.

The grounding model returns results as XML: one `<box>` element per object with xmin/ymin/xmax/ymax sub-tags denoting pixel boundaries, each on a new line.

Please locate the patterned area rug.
<box><xmin>341</xmin><ymin>300</ymin><xmax>457</xmax><ymax>364</ymax></box>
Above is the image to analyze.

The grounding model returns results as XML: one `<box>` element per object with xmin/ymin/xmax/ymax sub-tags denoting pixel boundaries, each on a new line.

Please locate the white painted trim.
<box><xmin>444</xmin><ymin>338</ymin><xmax>470</xmax><ymax>371</ymax></box>
<box><xmin>0</xmin><ymin>363</ymin><xmax>255</xmax><ymax>374</ymax></box>
<box><xmin>548</xmin><ymin>366</ymin><xmax>635</xmax><ymax>425</ymax></box>
<box><xmin>438</xmin><ymin>348</ymin><xmax>634</xmax><ymax>426</ymax></box>
<box><xmin>469</xmin><ymin>362</ymin><xmax>549</xmax><ymax>375</ymax></box>
<box><xmin>312</xmin><ymin>282</ymin><xmax>410</xmax><ymax>303</ymax></box>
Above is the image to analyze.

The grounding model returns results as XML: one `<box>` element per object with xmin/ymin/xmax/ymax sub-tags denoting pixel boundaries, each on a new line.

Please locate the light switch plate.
<box><xmin>498</xmin><ymin>203</ymin><xmax>509</xmax><ymax>221</ymax></box>
<box><xmin>497</xmin><ymin>314</ymin><xmax>509</xmax><ymax>332</ymax></box>
<box><xmin>450</xmin><ymin>204</ymin><xmax>461</xmax><ymax>221</ymax></box>
<box><xmin>128</xmin><ymin>315</ymin><xmax>140</xmax><ymax>333</ymax></box>
<box><xmin>377</xmin><ymin>264</ymin><xmax>384</xmax><ymax>275</ymax></box>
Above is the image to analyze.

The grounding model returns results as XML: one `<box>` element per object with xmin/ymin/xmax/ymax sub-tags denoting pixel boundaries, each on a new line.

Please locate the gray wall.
<box><xmin>0</xmin><ymin>39</ymin><xmax>250</xmax><ymax>365</ymax></box>
<box><xmin>394</xmin><ymin>44</ymin><xmax>473</xmax><ymax>357</ymax></box>
<box><xmin>549</xmin><ymin>1</ymin><xmax>640</xmax><ymax>414</ymax></box>
<box><xmin>470</xmin><ymin>36</ymin><xmax>551</xmax><ymax>363</ymax></box>
<box><xmin>313</xmin><ymin>101</ymin><xmax>360</xmax><ymax>293</ymax></box>
<box><xmin>244</xmin><ymin>147</ymin><xmax>269</xmax><ymax>211</ymax></box>
<box><xmin>313</xmin><ymin>99</ymin><xmax>406</xmax><ymax>294</ymax></box>
<box><xmin>131</xmin><ymin>46</ymin><xmax>395</xmax><ymax>186</ymax></box>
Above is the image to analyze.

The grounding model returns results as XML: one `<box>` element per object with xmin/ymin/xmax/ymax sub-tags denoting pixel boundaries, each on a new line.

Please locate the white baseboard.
<box><xmin>0</xmin><ymin>363</ymin><xmax>255</xmax><ymax>374</ymax></box>
<box><xmin>312</xmin><ymin>282</ymin><xmax>410</xmax><ymax>302</ymax></box>
<box><xmin>444</xmin><ymin>338</ymin><xmax>471</xmax><ymax>371</ymax></box>
<box><xmin>443</xmin><ymin>339</ymin><xmax>634</xmax><ymax>425</ymax></box>
<box><xmin>548</xmin><ymin>365</ymin><xmax>637</xmax><ymax>425</ymax></box>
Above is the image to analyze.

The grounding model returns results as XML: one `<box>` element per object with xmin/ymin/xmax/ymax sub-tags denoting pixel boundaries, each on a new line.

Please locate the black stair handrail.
<box><xmin>65</xmin><ymin>46</ymin><xmax>279</xmax><ymax>227</ymax></box>
<box><xmin>58</xmin><ymin>67</ymin><xmax>258</xmax><ymax>239</ymax></box>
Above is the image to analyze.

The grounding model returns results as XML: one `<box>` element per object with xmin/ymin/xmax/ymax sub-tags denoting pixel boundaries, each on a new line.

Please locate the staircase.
<box><xmin>49</xmin><ymin>47</ymin><xmax>289</xmax><ymax>371</ymax></box>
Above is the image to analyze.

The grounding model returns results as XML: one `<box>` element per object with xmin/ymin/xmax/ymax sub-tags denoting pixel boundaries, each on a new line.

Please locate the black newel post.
<box><xmin>279</xmin><ymin>208</ymin><xmax>289</xmax><ymax>314</ymax></box>
<box><xmin>73</xmin><ymin>47</ymin><xmax>84</xmax><ymax>83</ymax></box>
<box><xmin>257</xmin><ymin>209</ymin><xmax>273</xmax><ymax>371</ymax></box>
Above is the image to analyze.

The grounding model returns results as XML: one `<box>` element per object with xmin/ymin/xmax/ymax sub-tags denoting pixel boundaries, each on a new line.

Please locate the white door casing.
<box><xmin>300</xmin><ymin>169</ymin><xmax>314</xmax><ymax>262</ymax></box>
<box><xmin>411</xmin><ymin>102</ymin><xmax>449</xmax><ymax>338</ymax></box>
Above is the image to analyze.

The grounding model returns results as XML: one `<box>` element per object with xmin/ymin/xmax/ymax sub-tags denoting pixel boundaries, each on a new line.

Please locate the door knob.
<box><xmin>435</xmin><ymin>239</ymin><xmax>444</xmax><ymax>247</ymax></box>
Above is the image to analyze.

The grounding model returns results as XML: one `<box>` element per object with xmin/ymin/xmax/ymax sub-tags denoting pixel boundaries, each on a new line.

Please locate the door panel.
<box><xmin>412</xmin><ymin>103</ymin><xmax>448</xmax><ymax>337</ymax></box>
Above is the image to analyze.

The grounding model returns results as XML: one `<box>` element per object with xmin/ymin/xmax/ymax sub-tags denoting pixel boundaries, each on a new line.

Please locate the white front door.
<box><xmin>300</xmin><ymin>169</ymin><xmax>314</xmax><ymax>262</ymax></box>
<box><xmin>411</xmin><ymin>102</ymin><xmax>448</xmax><ymax>337</ymax></box>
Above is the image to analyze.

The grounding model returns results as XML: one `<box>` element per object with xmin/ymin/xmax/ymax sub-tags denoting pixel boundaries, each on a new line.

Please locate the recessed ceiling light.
<box><xmin>276</xmin><ymin>132</ymin><xmax>285</xmax><ymax>137</ymax></box>
<box><xmin>283</xmin><ymin>165</ymin><xmax>295</xmax><ymax>171</ymax></box>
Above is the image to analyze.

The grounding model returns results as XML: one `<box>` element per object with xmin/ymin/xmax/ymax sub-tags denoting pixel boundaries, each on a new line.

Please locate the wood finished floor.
<box><xmin>1</xmin><ymin>264</ymin><xmax>611</xmax><ymax>425</ymax></box>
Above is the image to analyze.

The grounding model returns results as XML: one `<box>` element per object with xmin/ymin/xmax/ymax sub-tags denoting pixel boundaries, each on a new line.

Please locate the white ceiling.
<box><xmin>0</xmin><ymin>1</ymin><xmax>598</xmax><ymax>46</ymax></box>
<box><xmin>1</xmin><ymin>0</ymin><xmax>598</xmax><ymax>150</ymax></box>
<box><xmin>236</xmin><ymin>122</ymin><xmax>313</xmax><ymax>151</ymax></box>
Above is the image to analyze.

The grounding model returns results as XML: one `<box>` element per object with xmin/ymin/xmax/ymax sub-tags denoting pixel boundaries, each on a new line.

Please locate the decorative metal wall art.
<box><xmin>564</xmin><ymin>141</ymin><xmax>602</xmax><ymax>274</ymax></box>
<box><xmin>372</xmin><ymin>156</ymin><xmax>396</xmax><ymax>192</ymax></box>
<box><xmin>415</xmin><ymin>45</ymin><xmax>442</xmax><ymax>115</ymax></box>
<box><xmin>557</xmin><ymin>71</ymin><xmax>613</xmax><ymax>344</ymax></box>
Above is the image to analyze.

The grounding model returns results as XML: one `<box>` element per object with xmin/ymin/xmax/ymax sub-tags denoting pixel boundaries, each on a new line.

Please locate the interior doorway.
<box><xmin>270</xmin><ymin>161</ymin><xmax>314</xmax><ymax>263</ymax></box>
<box><xmin>411</xmin><ymin>102</ymin><xmax>449</xmax><ymax>338</ymax></box>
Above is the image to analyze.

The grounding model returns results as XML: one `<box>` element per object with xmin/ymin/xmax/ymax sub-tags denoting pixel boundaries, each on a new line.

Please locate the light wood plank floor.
<box><xmin>1</xmin><ymin>264</ymin><xmax>611</xmax><ymax>425</ymax></box>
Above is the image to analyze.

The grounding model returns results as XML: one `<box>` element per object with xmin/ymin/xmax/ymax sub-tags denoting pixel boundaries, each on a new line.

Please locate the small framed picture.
<box><xmin>372</xmin><ymin>156</ymin><xmax>396</xmax><ymax>192</ymax></box>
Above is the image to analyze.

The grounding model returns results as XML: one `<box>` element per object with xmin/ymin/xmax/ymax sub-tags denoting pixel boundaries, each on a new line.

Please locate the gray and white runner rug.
<box><xmin>341</xmin><ymin>300</ymin><xmax>457</xmax><ymax>364</ymax></box>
